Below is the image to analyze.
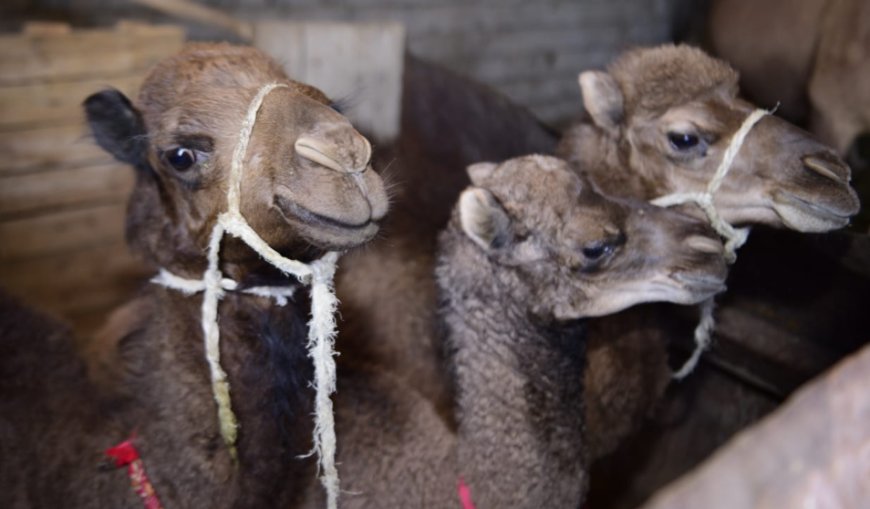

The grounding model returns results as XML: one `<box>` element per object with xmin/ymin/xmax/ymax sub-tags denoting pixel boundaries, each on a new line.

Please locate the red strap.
<box><xmin>105</xmin><ymin>437</ymin><xmax>165</xmax><ymax>509</ymax></box>
<box><xmin>457</xmin><ymin>477</ymin><xmax>476</xmax><ymax>509</ymax></box>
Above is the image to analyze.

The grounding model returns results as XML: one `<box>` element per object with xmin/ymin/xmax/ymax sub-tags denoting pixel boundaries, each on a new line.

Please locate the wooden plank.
<box><xmin>0</xmin><ymin>202</ymin><xmax>127</xmax><ymax>262</ymax></box>
<box><xmin>22</xmin><ymin>22</ymin><xmax>72</xmax><ymax>37</ymax></box>
<box><xmin>0</xmin><ymin>122</ymin><xmax>113</xmax><ymax>174</ymax></box>
<box><xmin>0</xmin><ymin>162</ymin><xmax>134</xmax><ymax>217</ymax></box>
<box><xmin>0</xmin><ymin>239</ymin><xmax>151</xmax><ymax>319</ymax></box>
<box><xmin>0</xmin><ymin>75</ymin><xmax>142</xmax><ymax>129</ymax></box>
<box><xmin>0</xmin><ymin>25</ymin><xmax>184</xmax><ymax>85</ymax></box>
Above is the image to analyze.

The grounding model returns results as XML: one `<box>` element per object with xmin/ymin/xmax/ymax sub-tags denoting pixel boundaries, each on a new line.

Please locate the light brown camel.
<box><xmin>558</xmin><ymin>43</ymin><xmax>861</xmax><ymax>459</ymax></box>
<box><xmin>708</xmin><ymin>0</ymin><xmax>870</xmax><ymax>159</ymax></box>
<box><xmin>300</xmin><ymin>154</ymin><xmax>727</xmax><ymax>508</ymax></box>
<box><xmin>559</xmin><ymin>44</ymin><xmax>859</xmax><ymax>233</ymax></box>
<box><xmin>0</xmin><ymin>43</ymin><xmax>387</xmax><ymax>508</ymax></box>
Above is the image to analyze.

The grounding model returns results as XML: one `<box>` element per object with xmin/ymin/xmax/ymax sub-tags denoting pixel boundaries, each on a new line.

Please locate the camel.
<box><xmin>300</xmin><ymin>154</ymin><xmax>728</xmax><ymax>508</ymax></box>
<box><xmin>558</xmin><ymin>44</ymin><xmax>859</xmax><ymax>233</ymax></box>
<box><xmin>556</xmin><ymin>43</ymin><xmax>861</xmax><ymax>458</ymax></box>
<box><xmin>707</xmin><ymin>0</ymin><xmax>870</xmax><ymax>162</ymax></box>
<box><xmin>335</xmin><ymin>46</ymin><xmax>860</xmax><ymax>471</ymax></box>
<box><xmin>0</xmin><ymin>43</ymin><xmax>387</xmax><ymax>508</ymax></box>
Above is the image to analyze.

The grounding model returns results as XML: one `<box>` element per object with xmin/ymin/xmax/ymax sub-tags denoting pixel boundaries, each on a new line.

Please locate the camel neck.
<box><xmin>560</xmin><ymin>123</ymin><xmax>660</xmax><ymax>201</ymax></box>
<box><xmin>437</xmin><ymin>246</ymin><xmax>589</xmax><ymax>508</ymax></box>
<box><xmin>122</xmin><ymin>287</ymin><xmax>315</xmax><ymax>508</ymax></box>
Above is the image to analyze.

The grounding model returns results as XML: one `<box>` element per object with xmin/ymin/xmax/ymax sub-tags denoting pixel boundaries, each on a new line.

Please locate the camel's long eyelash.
<box><xmin>328</xmin><ymin>91</ymin><xmax>361</xmax><ymax>115</ymax></box>
<box><xmin>328</xmin><ymin>101</ymin><xmax>344</xmax><ymax>114</ymax></box>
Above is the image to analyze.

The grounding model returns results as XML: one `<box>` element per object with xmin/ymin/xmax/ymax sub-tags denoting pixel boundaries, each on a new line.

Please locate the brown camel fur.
<box><xmin>336</xmin><ymin>47</ymin><xmax>860</xmax><ymax>467</ymax></box>
<box><xmin>558</xmin><ymin>44</ymin><xmax>858</xmax><ymax>233</ymax></box>
<box><xmin>301</xmin><ymin>155</ymin><xmax>727</xmax><ymax>508</ymax></box>
<box><xmin>333</xmin><ymin>57</ymin><xmax>558</xmax><ymax>422</ymax></box>
<box><xmin>0</xmin><ymin>43</ymin><xmax>387</xmax><ymax>508</ymax></box>
<box><xmin>708</xmin><ymin>0</ymin><xmax>870</xmax><ymax>159</ymax></box>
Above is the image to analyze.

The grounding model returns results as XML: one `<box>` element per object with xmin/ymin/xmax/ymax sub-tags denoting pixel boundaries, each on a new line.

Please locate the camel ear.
<box><xmin>459</xmin><ymin>187</ymin><xmax>511</xmax><ymax>250</ymax></box>
<box><xmin>467</xmin><ymin>162</ymin><xmax>498</xmax><ymax>186</ymax></box>
<box><xmin>579</xmin><ymin>71</ymin><xmax>623</xmax><ymax>133</ymax></box>
<box><xmin>83</xmin><ymin>89</ymin><xmax>147</xmax><ymax>167</ymax></box>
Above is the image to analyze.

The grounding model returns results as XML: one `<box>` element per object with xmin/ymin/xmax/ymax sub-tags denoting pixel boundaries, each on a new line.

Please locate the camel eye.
<box><xmin>582</xmin><ymin>242</ymin><xmax>614</xmax><ymax>261</ymax></box>
<box><xmin>581</xmin><ymin>232</ymin><xmax>624</xmax><ymax>265</ymax></box>
<box><xmin>668</xmin><ymin>132</ymin><xmax>700</xmax><ymax>151</ymax></box>
<box><xmin>165</xmin><ymin>147</ymin><xmax>196</xmax><ymax>171</ymax></box>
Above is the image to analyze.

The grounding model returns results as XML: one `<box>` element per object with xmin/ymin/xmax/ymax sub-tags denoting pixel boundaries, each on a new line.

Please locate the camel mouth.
<box><xmin>273</xmin><ymin>194</ymin><xmax>380</xmax><ymax>246</ymax></box>
<box><xmin>575</xmin><ymin>273</ymin><xmax>724</xmax><ymax>319</ymax></box>
<box><xmin>671</xmin><ymin>272</ymin><xmax>727</xmax><ymax>298</ymax></box>
<box><xmin>771</xmin><ymin>191</ymin><xmax>855</xmax><ymax>232</ymax></box>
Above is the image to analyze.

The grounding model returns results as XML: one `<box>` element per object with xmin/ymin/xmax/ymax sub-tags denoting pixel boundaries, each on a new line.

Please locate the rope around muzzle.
<box><xmin>651</xmin><ymin>108</ymin><xmax>771</xmax><ymax>379</ymax></box>
<box><xmin>150</xmin><ymin>83</ymin><xmax>343</xmax><ymax>509</ymax></box>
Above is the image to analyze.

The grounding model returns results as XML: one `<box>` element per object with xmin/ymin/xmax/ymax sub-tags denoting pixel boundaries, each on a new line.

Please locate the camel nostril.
<box><xmin>354</xmin><ymin>135</ymin><xmax>372</xmax><ymax>174</ymax></box>
<box><xmin>295</xmin><ymin>137</ymin><xmax>346</xmax><ymax>173</ymax></box>
<box><xmin>685</xmin><ymin>235</ymin><xmax>723</xmax><ymax>254</ymax></box>
<box><xmin>803</xmin><ymin>155</ymin><xmax>850</xmax><ymax>183</ymax></box>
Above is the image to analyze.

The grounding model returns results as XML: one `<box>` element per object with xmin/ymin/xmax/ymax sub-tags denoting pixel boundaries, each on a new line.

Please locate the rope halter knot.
<box><xmin>650</xmin><ymin>107</ymin><xmax>771</xmax><ymax>379</ymax></box>
<box><xmin>150</xmin><ymin>83</ymin><xmax>343</xmax><ymax>509</ymax></box>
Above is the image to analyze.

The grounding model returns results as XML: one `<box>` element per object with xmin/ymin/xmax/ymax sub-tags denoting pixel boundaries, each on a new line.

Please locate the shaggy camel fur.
<box><xmin>0</xmin><ymin>43</ymin><xmax>387</xmax><ymax>508</ymax></box>
<box><xmin>556</xmin><ymin>43</ymin><xmax>861</xmax><ymax>458</ymax></box>
<box><xmin>301</xmin><ymin>155</ymin><xmax>727</xmax><ymax>508</ymax></box>
<box><xmin>709</xmin><ymin>0</ymin><xmax>870</xmax><ymax>159</ymax></box>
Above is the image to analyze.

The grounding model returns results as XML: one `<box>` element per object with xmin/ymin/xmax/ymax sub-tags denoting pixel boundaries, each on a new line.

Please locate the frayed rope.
<box><xmin>651</xmin><ymin>108</ymin><xmax>771</xmax><ymax>379</ymax></box>
<box><xmin>151</xmin><ymin>83</ymin><xmax>343</xmax><ymax>509</ymax></box>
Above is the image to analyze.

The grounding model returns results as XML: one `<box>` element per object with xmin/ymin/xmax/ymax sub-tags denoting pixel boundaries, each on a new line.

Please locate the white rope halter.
<box><xmin>651</xmin><ymin>108</ymin><xmax>770</xmax><ymax>379</ymax></box>
<box><xmin>151</xmin><ymin>83</ymin><xmax>343</xmax><ymax>509</ymax></box>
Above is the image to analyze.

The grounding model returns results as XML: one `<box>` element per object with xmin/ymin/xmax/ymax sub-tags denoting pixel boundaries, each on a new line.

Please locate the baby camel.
<box><xmin>300</xmin><ymin>155</ymin><xmax>727</xmax><ymax>508</ymax></box>
<box><xmin>0</xmin><ymin>43</ymin><xmax>387</xmax><ymax>508</ymax></box>
<box><xmin>556</xmin><ymin>43</ymin><xmax>861</xmax><ymax>458</ymax></box>
<box><xmin>559</xmin><ymin>44</ymin><xmax>859</xmax><ymax>232</ymax></box>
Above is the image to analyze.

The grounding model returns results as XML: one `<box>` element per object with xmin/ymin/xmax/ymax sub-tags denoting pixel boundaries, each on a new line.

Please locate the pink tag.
<box><xmin>457</xmin><ymin>477</ymin><xmax>476</xmax><ymax>509</ymax></box>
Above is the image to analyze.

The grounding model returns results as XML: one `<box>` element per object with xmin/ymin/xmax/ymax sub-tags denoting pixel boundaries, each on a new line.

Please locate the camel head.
<box><xmin>84</xmin><ymin>43</ymin><xmax>388</xmax><ymax>276</ymax></box>
<box><xmin>560</xmin><ymin>44</ymin><xmax>860</xmax><ymax>233</ymax></box>
<box><xmin>446</xmin><ymin>155</ymin><xmax>727</xmax><ymax>321</ymax></box>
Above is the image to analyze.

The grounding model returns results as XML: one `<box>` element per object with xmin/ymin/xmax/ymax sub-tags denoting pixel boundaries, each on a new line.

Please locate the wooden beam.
<box><xmin>0</xmin><ymin>24</ymin><xmax>183</xmax><ymax>86</ymax></box>
<box><xmin>0</xmin><ymin>202</ymin><xmax>127</xmax><ymax>262</ymax></box>
<box><xmin>0</xmin><ymin>162</ymin><xmax>134</xmax><ymax>218</ymax></box>
<box><xmin>0</xmin><ymin>122</ymin><xmax>111</xmax><ymax>175</ymax></box>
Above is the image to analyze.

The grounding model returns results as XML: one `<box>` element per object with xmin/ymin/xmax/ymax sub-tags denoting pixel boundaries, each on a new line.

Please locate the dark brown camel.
<box><xmin>300</xmin><ymin>154</ymin><xmax>727</xmax><ymax>508</ymax></box>
<box><xmin>0</xmin><ymin>43</ymin><xmax>387</xmax><ymax>508</ymax></box>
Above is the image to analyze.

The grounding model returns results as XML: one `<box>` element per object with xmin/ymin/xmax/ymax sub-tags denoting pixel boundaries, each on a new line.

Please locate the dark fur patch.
<box><xmin>256</xmin><ymin>300</ymin><xmax>314</xmax><ymax>452</ymax></box>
